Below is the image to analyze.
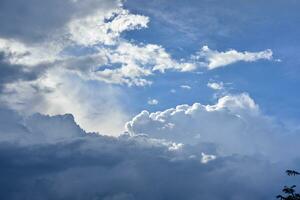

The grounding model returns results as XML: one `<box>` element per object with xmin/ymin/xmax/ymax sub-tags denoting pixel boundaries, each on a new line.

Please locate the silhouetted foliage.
<box><xmin>276</xmin><ymin>170</ymin><xmax>300</xmax><ymax>200</ymax></box>
<box><xmin>286</xmin><ymin>170</ymin><xmax>300</xmax><ymax>176</ymax></box>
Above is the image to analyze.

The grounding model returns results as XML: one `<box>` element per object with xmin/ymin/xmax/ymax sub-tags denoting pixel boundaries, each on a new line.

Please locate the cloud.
<box><xmin>0</xmin><ymin>53</ymin><xmax>48</xmax><ymax>91</ymax></box>
<box><xmin>195</xmin><ymin>46</ymin><xmax>273</xmax><ymax>69</ymax></box>
<box><xmin>0</xmin><ymin>9</ymin><xmax>194</xmax><ymax>87</ymax></box>
<box><xmin>0</xmin><ymin>0</ymin><xmax>121</xmax><ymax>43</ymax></box>
<box><xmin>68</xmin><ymin>8</ymin><xmax>149</xmax><ymax>46</ymax></box>
<box><xmin>0</xmin><ymin>2</ymin><xmax>153</xmax><ymax>133</ymax></box>
<box><xmin>201</xmin><ymin>152</ymin><xmax>217</xmax><ymax>164</ymax></box>
<box><xmin>88</xmin><ymin>43</ymin><xmax>274</xmax><ymax>86</ymax></box>
<box><xmin>0</xmin><ymin>2</ymin><xmax>274</xmax><ymax>90</ymax></box>
<box><xmin>0</xmin><ymin>1</ymin><xmax>152</xmax><ymax>86</ymax></box>
<box><xmin>180</xmin><ymin>85</ymin><xmax>192</xmax><ymax>90</ymax></box>
<box><xmin>0</xmin><ymin>0</ymin><xmax>276</xmax><ymax>137</ymax></box>
<box><xmin>0</xmin><ymin>107</ymin><xmax>297</xmax><ymax>200</ymax></box>
<box><xmin>126</xmin><ymin>93</ymin><xmax>300</xmax><ymax>160</ymax></box>
<box><xmin>0</xmin><ymin>67</ymin><xmax>129</xmax><ymax>136</ymax></box>
<box><xmin>0</xmin><ymin>1</ymin><xmax>296</xmax><ymax>199</ymax></box>
<box><xmin>147</xmin><ymin>98</ymin><xmax>159</xmax><ymax>105</ymax></box>
<box><xmin>0</xmin><ymin>1</ymin><xmax>166</xmax><ymax>136</ymax></box>
<box><xmin>0</xmin><ymin>38</ymin><xmax>61</xmax><ymax>66</ymax></box>
<box><xmin>207</xmin><ymin>81</ymin><xmax>224</xmax><ymax>90</ymax></box>
<box><xmin>92</xmin><ymin>42</ymin><xmax>196</xmax><ymax>86</ymax></box>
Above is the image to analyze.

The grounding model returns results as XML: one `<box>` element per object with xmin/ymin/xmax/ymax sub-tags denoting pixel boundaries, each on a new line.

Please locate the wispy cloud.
<box><xmin>195</xmin><ymin>46</ymin><xmax>273</xmax><ymax>70</ymax></box>
<box><xmin>180</xmin><ymin>85</ymin><xmax>192</xmax><ymax>90</ymax></box>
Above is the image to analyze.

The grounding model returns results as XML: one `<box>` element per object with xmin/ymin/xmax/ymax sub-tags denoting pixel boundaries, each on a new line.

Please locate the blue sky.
<box><xmin>1</xmin><ymin>0</ymin><xmax>300</xmax><ymax>199</ymax></box>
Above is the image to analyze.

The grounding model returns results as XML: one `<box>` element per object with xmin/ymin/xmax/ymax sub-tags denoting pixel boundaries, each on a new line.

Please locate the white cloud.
<box><xmin>0</xmin><ymin>67</ymin><xmax>129</xmax><ymax>136</ymax></box>
<box><xmin>207</xmin><ymin>81</ymin><xmax>224</xmax><ymax>90</ymax></box>
<box><xmin>180</xmin><ymin>85</ymin><xmax>192</xmax><ymax>90</ymax></box>
<box><xmin>0</xmin><ymin>5</ymin><xmax>152</xmax><ymax>87</ymax></box>
<box><xmin>126</xmin><ymin>93</ymin><xmax>300</xmax><ymax>160</ymax></box>
<box><xmin>0</xmin><ymin>32</ymin><xmax>197</xmax><ymax>88</ymax></box>
<box><xmin>0</xmin><ymin>38</ymin><xmax>62</xmax><ymax>66</ymax></box>
<box><xmin>109</xmin><ymin>42</ymin><xmax>196</xmax><ymax>74</ymax></box>
<box><xmin>0</xmin><ymin>7</ymin><xmax>275</xmax><ymax>90</ymax></box>
<box><xmin>201</xmin><ymin>152</ymin><xmax>217</xmax><ymax>164</ymax></box>
<box><xmin>94</xmin><ymin>42</ymin><xmax>196</xmax><ymax>85</ymax></box>
<box><xmin>0</xmin><ymin>0</ymin><xmax>121</xmax><ymax>43</ymax></box>
<box><xmin>68</xmin><ymin>8</ymin><xmax>149</xmax><ymax>46</ymax></box>
<box><xmin>148</xmin><ymin>98</ymin><xmax>159</xmax><ymax>105</ymax></box>
<box><xmin>195</xmin><ymin>45</ymin><xmax>273</xmax><ymax>69</ymax></box>
<box><xmin>90</xmin><ymin>40</ymin><xmax>201</xmax><ymax>86</ymax></box>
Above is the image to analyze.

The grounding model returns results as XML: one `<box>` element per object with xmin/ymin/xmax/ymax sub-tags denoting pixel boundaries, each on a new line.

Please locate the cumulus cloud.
<box><xmin>195</xmin><ymin>46</ymin><xmax>273</xmax><ymax>70</ymax></box>
<box><xmin>0</xmin><ymin>107</ymin><xmax>297</xmax><ymax>200</ymax></box>
<box><xmin>126</xmin><ymin>93</ymin><xmax>300</xmax><ymax>161</ymax></box>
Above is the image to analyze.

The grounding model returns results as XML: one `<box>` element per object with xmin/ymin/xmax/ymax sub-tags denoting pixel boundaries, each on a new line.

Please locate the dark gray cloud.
<box><xmin>0</xmin><ymin>108</ymin><xmax>298</xmax><ymax>200</ymax></box>
<box><xmin>0</xmin><ymin>53</ymin><xmax>46</xmax><ymax>91</ymax></box>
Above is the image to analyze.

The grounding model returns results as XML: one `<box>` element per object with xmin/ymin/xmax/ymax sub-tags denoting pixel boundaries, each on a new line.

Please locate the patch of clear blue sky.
<box><xmin>119</xmin><ymin>0</ymin><xmax>300</xmax><ymax>123</ymax></box>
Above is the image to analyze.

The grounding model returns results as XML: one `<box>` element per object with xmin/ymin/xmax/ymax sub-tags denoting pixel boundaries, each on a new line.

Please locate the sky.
<box><xmin>0</xmin><ymin>0</ymin><xmax>300</xmax><ymax>199</ymax></box>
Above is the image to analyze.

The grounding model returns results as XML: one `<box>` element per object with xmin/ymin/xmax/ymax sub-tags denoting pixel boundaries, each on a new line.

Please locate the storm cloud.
<box><xmin>0</xmin><ymin>101</ymin><xmax>298</xmax><ymax>200</ymax></box>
